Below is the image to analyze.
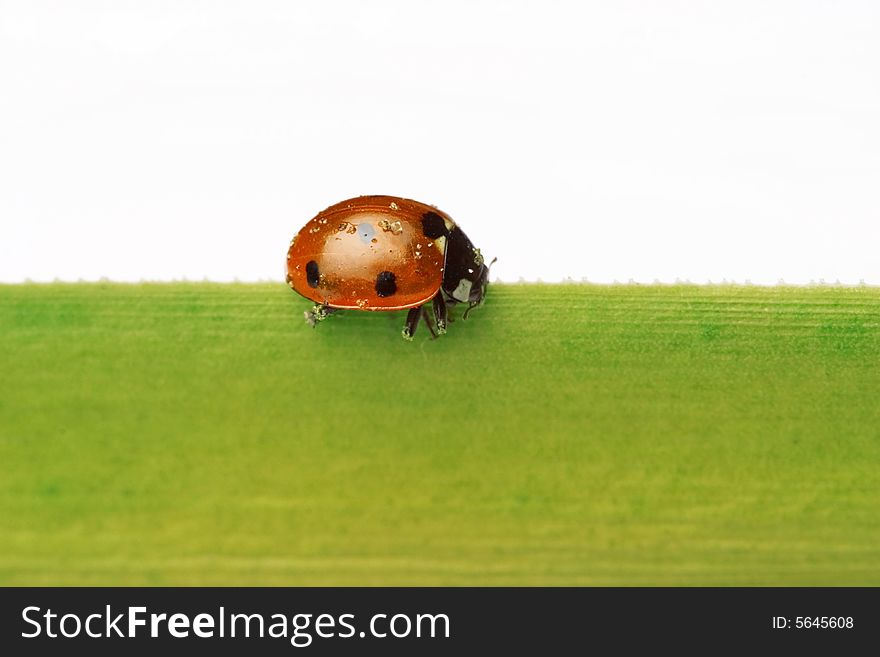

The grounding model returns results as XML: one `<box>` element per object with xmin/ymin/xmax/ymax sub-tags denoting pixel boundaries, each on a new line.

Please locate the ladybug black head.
<box><xmin>462</xmin><ymin>257</ymin><xmax>496</xmax><ymax>319</ymax></box>
<box><xmin>440</xmin><ymin>223</ymin><xmax>493</xmax><ymax>318</ymax></box>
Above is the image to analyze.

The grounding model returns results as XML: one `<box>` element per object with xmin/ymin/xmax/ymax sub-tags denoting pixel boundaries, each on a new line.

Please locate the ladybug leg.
<box><xmin>432</xmin><ymin>293</ymin><xmax>448</xmax><ymax>335</ymax></box>
<box><xmin>402</xmin><ymin>306</ymin><xmax>421</xmax><ymax>341</ymax></box>
<box><xmin>421</xmin><ymin>306</ymin><xmax>439</xmax><ymax>339</ymax></box>
<box><xmin>304</xmin><ymin>304</ymin><xmax>337</xmax><ymax>328</ymax></box>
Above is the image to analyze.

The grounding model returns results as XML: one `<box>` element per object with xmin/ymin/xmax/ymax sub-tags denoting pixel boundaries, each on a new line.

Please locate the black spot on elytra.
<box><xmin>375</xmin><ymin>271</ymin><xmax>397</xmax><ymax>297</ymax></box>
<box><xmin>421</xmin><ymin>211</ymin><xmax>448</xmax><ymax>239</ymax></box>
<box><xmin>306</xmin><ymin>260</ymin><xmax>320</xmax><ymax>288</ymax></box>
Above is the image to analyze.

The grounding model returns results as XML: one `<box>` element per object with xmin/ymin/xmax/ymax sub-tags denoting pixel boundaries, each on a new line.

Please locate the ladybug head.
<box><xmin>441</xmin><ymin>223</ymin><xmax>493</xmax><ymax>318</ymax></box>
<box><xmin>463</xmin><ymin>256</ymin><xmax>496</xmax><ymax>319</ymax></box>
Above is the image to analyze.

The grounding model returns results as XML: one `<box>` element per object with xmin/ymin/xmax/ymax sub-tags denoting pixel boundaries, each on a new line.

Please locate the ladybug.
<box><xmin>286</xmin><ymin>195</ymin><xmax>491</xmax><ymax>339</ymax></box>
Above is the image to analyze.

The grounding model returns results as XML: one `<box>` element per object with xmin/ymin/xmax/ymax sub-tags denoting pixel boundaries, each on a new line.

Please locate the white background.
<box><xmin>1</xmin><ymin>1</ymin><xmax>878</xmax><ymax>284</ymax></box>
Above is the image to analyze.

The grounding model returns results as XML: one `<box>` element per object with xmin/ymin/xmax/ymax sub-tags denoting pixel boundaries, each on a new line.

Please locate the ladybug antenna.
<box><xmin>486</xmin><ymin>257</ymin><xmax>498</xmax><ymax>282</ymax></box>
<box><xmin>463</xmin><ymin>301</ymin><xmax>479</xmax><ymax>320</ymax></box>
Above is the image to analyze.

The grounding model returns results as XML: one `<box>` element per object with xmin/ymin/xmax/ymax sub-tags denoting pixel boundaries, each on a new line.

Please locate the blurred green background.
<box><xmin>1</xmin><ymin>282</ymin><xmax>878</xmax><ymax>585</ymax></box>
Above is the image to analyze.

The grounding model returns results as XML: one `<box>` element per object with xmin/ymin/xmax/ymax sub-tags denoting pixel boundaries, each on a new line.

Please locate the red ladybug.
<box><xmin>286</xmin><ymin>195</ymin><xmax>491</xmax><ymax>339</ymax></box>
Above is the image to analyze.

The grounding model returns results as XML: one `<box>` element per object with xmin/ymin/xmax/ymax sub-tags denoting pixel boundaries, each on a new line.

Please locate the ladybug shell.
<box><xmin>286</xmin><ymin>196</ymin><xmax>454</xmax><ymax>311</ymax></box>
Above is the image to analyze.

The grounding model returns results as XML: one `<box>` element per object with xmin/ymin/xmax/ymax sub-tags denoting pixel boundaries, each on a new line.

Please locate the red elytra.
<box><xmin>286</xmin><ymin>196</ymin><xmax>453</xmax><ymax>310</ymax></box>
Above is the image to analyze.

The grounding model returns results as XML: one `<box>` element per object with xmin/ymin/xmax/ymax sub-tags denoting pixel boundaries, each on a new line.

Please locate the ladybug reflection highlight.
<box><xmin>286</xmin><ymin>195</ymin><xmax>491</xmax><ymax>339</ymax></box>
